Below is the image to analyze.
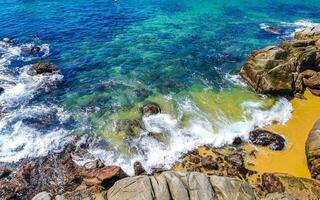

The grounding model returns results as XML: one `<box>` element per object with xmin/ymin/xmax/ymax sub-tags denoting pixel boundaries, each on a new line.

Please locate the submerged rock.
<box><xmin>141</xmin><ymin>102</ymin><xmax>161</xmax><ymax>117</ymax></box>
<box><xmin>0</xmin><ymin>87</ymin><xmax>4</xmax><ymax>95</ymax></box>
<box><xmin>306</xmin><ymin>119</ymin><xmax>320</xmax><ymax>180</ymax></box>
<box><xmin>32</xmin><ymin>62</ymin><xmax>58</xmax><ymax>75</ymax></box>
<box><xmin>249</xmin><ymin>129</ymin><xmax>286</xmax><ymax>150</ymax></box>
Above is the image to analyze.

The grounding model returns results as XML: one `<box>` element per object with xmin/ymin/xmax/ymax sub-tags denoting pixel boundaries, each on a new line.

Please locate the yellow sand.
<box><xmin>249</xmin><ymin>90</ymin><xmax>320</xmax><ymax>178</ymax></box>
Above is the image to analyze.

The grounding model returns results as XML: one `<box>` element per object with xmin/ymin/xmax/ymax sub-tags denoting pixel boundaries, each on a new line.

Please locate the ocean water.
<box><xmin>0</xmin><ymin>0</ymin><xmax>319</xmax><ymax>174</ymax></box>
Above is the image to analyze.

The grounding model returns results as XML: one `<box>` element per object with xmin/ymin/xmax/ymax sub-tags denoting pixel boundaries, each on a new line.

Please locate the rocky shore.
<box><xmin>1</xmin><ymin>26</ymin><xmax>320</xmax><ymax>200</ymax></box>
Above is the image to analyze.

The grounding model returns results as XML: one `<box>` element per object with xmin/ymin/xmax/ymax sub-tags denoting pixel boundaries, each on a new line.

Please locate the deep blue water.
<box><xmin>0</xmin><ymin>0</ymin><xmax>319</xmax><ymax>172</ymax></box>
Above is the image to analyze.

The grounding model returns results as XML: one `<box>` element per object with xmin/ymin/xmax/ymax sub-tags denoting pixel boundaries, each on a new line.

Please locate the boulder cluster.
<box><xmin>240</xmin><ymin>26</ymin><xmax>320</xmax><ymax>97</ymax></box>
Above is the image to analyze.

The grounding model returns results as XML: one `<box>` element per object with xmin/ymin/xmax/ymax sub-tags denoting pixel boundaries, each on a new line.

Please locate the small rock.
<box><xmin>232</xmin><ymin>137</ymin><xmax>242</xmax><ymax>146</ymax></box>
<box><xmin>30</xmin><ymin>46</ymin><xmax>41</xmax><ymax>53</ymax></box>
<box><xmin>32</xmin><ymin>192</ymin><xmax>52</xmax><ymax>200</ymax></box>
<box><xmin>84</xmin><ymin>159</ymin><xmax>105</xmax><ymax>169</ymax></box>
<box><xmin>201</xmin><ymin>156</ymin><xmax>218</xmax><ymax>170</ymax></box>
<box><xmin>225</xmin><ymin>153</ymin><xmax>244</xmax><ymax>167</ymax></box>
<box><xmin>32</xmin><ymin>62</ymin><xmax>58</xmax><ymax>74</ymax></box>
<box><xmin>0</xmin><ymin>167</ymin><xmax>11</xmax><ymax>179</ymax></box>
<box><xmin>54</xmin><ymin>195</ymin><xmax>66</xmax><ymax>200</ymax></box>
<box><xmin>134</xmin><ymin>161</ymin><xmax>146</xmax><ymax>175</ymax></box>
<box><xmin>0</xmin><ymin>87</ymin><xmax>4</xmax><ymax>95</ymax></box>
<box><xmin>141</xmin><ymin>102</ymin><xmax>161</xmax><ymax>117</ymax></box>
<box><xmin>249</xmin><ymin>129</ymin><xmax>286</xmax><ymax>150</ymax></box>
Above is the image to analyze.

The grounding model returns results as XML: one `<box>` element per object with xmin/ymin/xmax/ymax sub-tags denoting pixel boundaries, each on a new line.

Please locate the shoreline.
<box><xmin>248</xmin><ymin>90</ymin><xmax>320</xmax><ymax>178</ymax></box>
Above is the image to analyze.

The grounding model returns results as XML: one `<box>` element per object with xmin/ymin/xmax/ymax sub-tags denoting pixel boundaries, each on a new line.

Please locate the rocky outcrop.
<box><xmin>306</xmin><ymin>119</ymin><xmax>320</xmax><ymax>180</ymax></box>
<box><xmin>32</xmin><ymin>62</ymin><xmax>59</xmax><ymax>75</ymax></box>
<box><xmin>249</xmin><ymin>129</ymin><xmax>286</xmax><ymax>150</ymax></box>
<box><xmin>261</xmin><ymin>173</ymin><xmax>320</xmax><ymax>200</ymax></box>
<box><xmin>177</xmin><ymin>147</ymin><xmax>257</xmax><ymax>180</ymax></box>
<box><xmin>107</xmin><ymin>171</ymin><xmax>259</xmax><ymax>200</ymax></box>
<box><xmin>240</xmin><ymin>25</ymin><xmax>320</xmax><ymax>96</ymax></box>
<box><xmin>0</xmin><ymin>141</ymin><xmax>127</xmax><ymax>200</ymax></box>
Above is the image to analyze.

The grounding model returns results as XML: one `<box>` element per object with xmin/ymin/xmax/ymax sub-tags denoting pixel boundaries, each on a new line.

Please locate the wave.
<box><xmin>0</xmin><ymin>38</ymin><xmax>74</xmax><ymax>163</ymax></box>
<box><xmin>260</xmin><ymin>20</ymin><xmax>320</xmax><ymax>39</ymax></box>
<box><xmin>78</xmin><ymin>95</ymin><xmax>292</xmax><ymax>175</ymax></box>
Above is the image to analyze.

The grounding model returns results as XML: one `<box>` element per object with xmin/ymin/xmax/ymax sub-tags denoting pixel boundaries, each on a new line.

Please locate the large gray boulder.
<box><xmin>106</xmin><ymin>171</ymin><xmax>264</xmax><ymax>200</ymax></box>
<box><xmin>32</xmin><ymin>192</ymin><xmax>52</xmax><ymax>200</ymax></box>
<box><xmin>306</xmin><ymin>119</ymin><xmax>320</xmax><ymax>180</ymax></box>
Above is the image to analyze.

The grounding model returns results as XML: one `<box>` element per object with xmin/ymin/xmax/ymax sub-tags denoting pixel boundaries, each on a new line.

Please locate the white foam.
<box><xmin>83</xmin><ymin>96</ymin><xmax>292</xmax><ymax>175</ymax></box>
<box><xmin>0</xmin><ymin>40</ymin><xmax>74</xmax><ymax>163</ymax></box>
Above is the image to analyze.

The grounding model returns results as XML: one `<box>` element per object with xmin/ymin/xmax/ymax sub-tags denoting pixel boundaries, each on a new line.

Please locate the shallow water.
<box><xmin>0</xmin><ymin>0</ymin><xmax>319</xmax><ymax>174</ymax></box>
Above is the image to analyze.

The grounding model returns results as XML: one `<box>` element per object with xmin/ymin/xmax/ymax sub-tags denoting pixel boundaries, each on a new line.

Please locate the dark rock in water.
<box><xmin>133</xmin><ymin>161</ymin><xmax>146</xmax><ymax>176</ymax></box>
<box><xmin>32</xmin><ymin>62</ymin><xmax>58</xmax><ymax>74</ymax></box>
<box><xmin>264</xmin><ymin>26</ymin><xmax>283</xmax><ymax>35</ymax></box>
<box><xmin>249</xmin><ymin>129</ymin><xmax>286</xmax><ymax>150</ymax></box>
<box><xmin>0</xmin><ymin>167</ymin><xmax>11</xmax><ymax>179</ymax></box>
<box><xmin>141</xmin><ymin>102</ymin><xmax>161</xmax><ymax>117</ymax></box>
<box><xmin>30</xmin><ymin>46</ymin><xmax>41</xmax><ymax>53</ymax></box>
<box><xmin>232</xmin><ymin>137</ymin><xmax>242</xmax><ymax>146</ymax></box>
<box><xmin>0</xmin><ymin>87</ymin><xmax>4</xmax><ymax>95</ymax></box>
<box><xmin>201</xmin><ymin>156</ymin><xmax>218</xmax><ymax>170</ymax></box>
<box><xmin>115</xmin><ymin>119</ymin><xmax>144</xmax><ymax>138</ymax></box>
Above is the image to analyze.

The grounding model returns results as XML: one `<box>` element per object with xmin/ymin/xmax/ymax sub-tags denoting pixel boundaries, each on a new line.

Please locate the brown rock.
<box><xmin>32</xmin><ymin>62</ymin><xmax>58</xmax><ymax>74</ymax></box>
<box><xmin>201</xmin><ymin>156</ymin><xmax>218</xmax><ymax>170</ymax></box>
<box><xmin>306</xmin><ymin>120</ymin><xmax>320</xmax><ymax>180</ymax></box>
<box><xmin>141</xmin><ymin>102</ymin><xmax>161</xmax><ymax>117</ymax></box>
<box><xmin>133</xmin><ymin>161</ymin><xmax>147</xmax><ymax>176</ymax></box>
<box><xmin>303</xmin><ymin>72</ymin><xmax>320</xmax><ymax>89</ymax></box>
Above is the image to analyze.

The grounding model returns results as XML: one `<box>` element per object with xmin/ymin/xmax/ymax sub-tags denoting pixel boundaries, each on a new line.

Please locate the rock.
<box><xmin>0</xmin><ymin>167</ymin><xmax>11</xmax><ymax>179</ymax></box>
<box><xmin>83</xmin><ymin>159</ymin><xmax>105</xmax><ymax>169</ymax></box>
<box><xmin>201</xmin><ymin>156</ymin><xmax>219</xmax><ymax>170</ymax></box>
<box><xmin>239</xmin><ymin>46</ymin><xmax>293</xmax><ymax>95</ymax></box>
<box><xmin>209</xmin><ymin>175</ymin><xmax>258</xmax><ymax>200</ymax></box>
<box><xmin>32</xmin><ymin>62</ymin><xmax>58</xmax><ymax>74</ymax></box>
<box><xmin>30</xmin><ymin>46</ymin><xmax>41</xmax><ymax>53</ymax></box>
<box><xmin>107</xmin><ymin>176</ymin><xmax>153</xmax><ymax>200</ymax></box>
<box><xmin>133</xmin><ymin>161</ymin><xmax>146</xmax><ymax>176</ymax></box>
<box><xmin>141</xmin><ymin>102</ymin><xmax>161</xmax><ymax>117</ymax></box>
<box><xmin>249</xmin><ymin>129</ymin><xmax>286</xmax><ymax>150</ymax></box>
<box><xmin>232</xmin><ymin>137</ymin><xmax>242</xmax><ymax>146</ymax></box>
<box><xmin>32</xmin><ymin>192</ymin><xmax>52</xmax><ymax>200</ymax></box>
<box><xmin>264</xmin><ymin>26</ymin><xmax>283</xmax><ymax>35</ymax></box>
<box><xmin>261</xmin><ymin>193</ymin><xmax>295</xmax><ymax>200</ymax></box>
<box><xmin>240</xmin><ymin>25</ymin><xmax>320</xmax><ymax>96</ymax></box>
<box><xmin>54</xmin><ymin>195</ymin><xmax>66</xmax><ymax>200</ymax></box>
<box><xmin>303</xmin><ymin>72</ymin><xmax>320</xmax><ymax>89</ymax></box>
<box><xmin>295</xmin><ymin>26</ymin><xmax>320</xmax><ymax>40</ymax></box>
<box><xmin>308</xmin><ymin>88</ymin><xmax>320</xmax><ymax>96</ymax></box>
<box><xmin>225</xmin><ymin>153</ymin><xmax>244</xmax><ymax>167</ymax></box>
<box><xmin>115</xmin><ymin>119</ymin><xmax>144</xmax><ymax>138</ymax></box>
<box><xmin>0</xmin><ymin>87</ymin><xmax>4</xmax><ymax>95</ymax></box>
<box><xmin>261</xmin><ymin>173</ymin><xmax>320</xmax><ymax>200</ymax></box>
<box><xmin>0</xmin><ymin>142</ymin><xmax>127</xmax><ymax>199</ymax></box>
<box><xmin>306</xmin><ymin>119</ymin><xmax>320</xmax><ymax>180</ymax></box>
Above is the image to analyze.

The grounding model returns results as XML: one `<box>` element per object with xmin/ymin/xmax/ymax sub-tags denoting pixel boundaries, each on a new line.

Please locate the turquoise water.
<box><xmin>0</xmin><ymin>0</ymin><xmax>319</xmax><ymax>173</ymax></box>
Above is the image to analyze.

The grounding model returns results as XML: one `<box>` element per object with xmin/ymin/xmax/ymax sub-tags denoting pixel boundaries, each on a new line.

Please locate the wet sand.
<box><xmin>248</xmin><ymin>90</ymin><xmax>320</xmax><ymax>178</ymax></box>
